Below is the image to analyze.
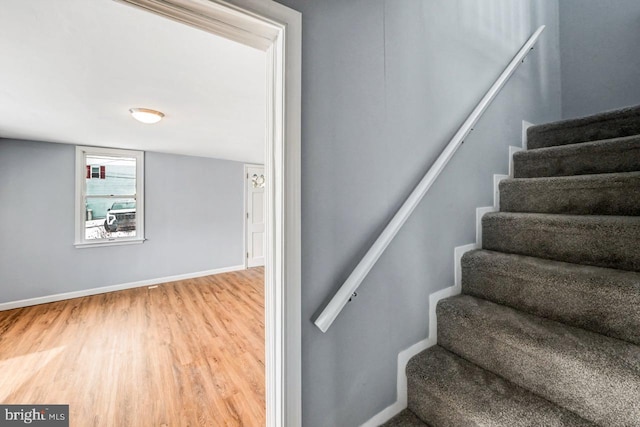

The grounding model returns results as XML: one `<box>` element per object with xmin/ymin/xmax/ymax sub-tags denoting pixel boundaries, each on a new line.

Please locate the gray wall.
<box><xmin>559</xmin><ymin>0</ymin><xmax>640</xmax><ymax>118</ymax></box>
<box><xmin>0</xmin><ymin>138</ymin><xmax>245</xmax><ymax>303</ymax></box>
<box><xmin>271</xmin><ymin>0</ymin><xmax>562</xmax><ymax>426</ymax></box>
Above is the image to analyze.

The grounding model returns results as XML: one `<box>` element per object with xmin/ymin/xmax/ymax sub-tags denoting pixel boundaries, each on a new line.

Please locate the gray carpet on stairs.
<box><xmin>437</xmin><ymin>295</ymin><xmax>640</xmax><ymax>427</ymax></box>
<box><xmin>382</xmin><ymin>105</ymin><xmax>640</xmax><ymax>427</ymax></box>
<box><xmin>527</xmin><ymin>104</ymin><xmax>640</xmax><ymax>149</ymax></box>
<box><xmin>461</xmin><ymin>249</ymin><xmax>640</xmax><ymax>344</ymax></box>
<box><xmin>406</xmin><ymin>346</ymin><xmax>594</xmax><ymax>427</ymax></box>
<box><xmin>513</xmin><ymin>134</ymin><xmax>640</xmax><ymax>178</ymax></box>
<box><xmin>499</xmin><ymin>171</ymin><xmax>640</xmax><ymax>215</ymax></box>
<box><xmin>380</xmin><ymin>409</ymin><xmax>429</xmax><ymax>427</ymax></box>
<box><xmin>482</xmin><ymin>212</ymin><xmax>640</xmax><ymax>271</ymax></box>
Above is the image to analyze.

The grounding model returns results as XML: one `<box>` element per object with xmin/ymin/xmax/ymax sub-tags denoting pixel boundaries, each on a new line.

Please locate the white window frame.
<box><xmin>74</xmin><ymin>146</ymin><xmax>145</xmax><ymax>248</ymax></box>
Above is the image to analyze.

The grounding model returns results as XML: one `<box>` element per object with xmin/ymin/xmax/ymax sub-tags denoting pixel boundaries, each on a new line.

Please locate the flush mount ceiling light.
<box><xmin>129</xmin><ymin>108</ymin><xmax>165</xmax><ymax>124</ymax></box>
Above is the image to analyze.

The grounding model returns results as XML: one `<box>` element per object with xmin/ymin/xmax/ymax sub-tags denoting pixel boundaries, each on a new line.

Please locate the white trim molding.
<box><xmin>509</xmin><ymin>146</ymin><xmax>524</xmax><ymax>178</ymax></box>
<box><xmin>522</xmin><ymin>120</ymin><xmax>534</xmax><ymax>150</ymax></box>
<box><xmin>113</xmin><ymin>1</ymin><xmax>302</xmax><ymax>426</ymax></box>
<box><xmin>0</xmin><ymin>265</ymin><xmax>245</xmax><ymax>312</ymax></box>
<box><xmin>361</xmin><ymin>242</ymin><xmax>477</xmax><ymax>427</ymax></box>
<box><xmin>362</xmin><ymin>120</ymin><xmax>532</xmax><ymax>426</ymax></box>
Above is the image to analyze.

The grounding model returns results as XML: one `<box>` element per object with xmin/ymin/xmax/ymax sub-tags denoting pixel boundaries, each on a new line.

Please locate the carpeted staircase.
<box><xmin>383</xmin><ymin>105</ymin><xmax>640</xmax><ymax>427</ymax></box>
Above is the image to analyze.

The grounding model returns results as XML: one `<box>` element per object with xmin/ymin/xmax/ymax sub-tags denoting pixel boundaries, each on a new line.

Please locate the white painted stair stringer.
<box><xmin>361</xmin><ymin>121</ymin><xmax>532</xmax><ymax>427</ymax></box>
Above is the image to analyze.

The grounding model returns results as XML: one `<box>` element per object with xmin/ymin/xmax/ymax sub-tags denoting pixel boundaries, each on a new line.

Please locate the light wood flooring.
<box><xmin>0</xmin><ymin>267</ymin><xmax>265</xmax><ymax>426</ymax></box>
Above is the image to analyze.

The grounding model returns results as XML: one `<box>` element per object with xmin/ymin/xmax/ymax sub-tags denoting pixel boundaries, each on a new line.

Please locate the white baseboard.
<box><xmin>522</xmin><ymin>120</ymin><xmax>534</xmax><ymax>150</ymax></box>
<box><xmin>0</xmin><ymin>264</ymin><xmax>246</xmax><ymax>312</ymax></box>
<box><xmin>493</xmin><ymin>174</ymin><xmax>508</xmax><ymax>209</ymax></box>
<box><xmin>361</xmin><ymin>243</ymin><xmax>476</xmax><ymax>427</ymax></box>
<box><xmin>362</xmin><ymin>122</ymin><xmax>532</xmax><ymax>426</ymax></box>
<box><xmin>509</xmin><ymin>146</ymin><xmax>524</xmax><ymax>178</ymax></box>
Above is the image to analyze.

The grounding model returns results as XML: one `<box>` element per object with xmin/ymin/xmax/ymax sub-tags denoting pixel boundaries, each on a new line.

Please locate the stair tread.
<box><xmin>499</xmin><ymin>171</ymin><xmax>640</xmax><ymax>215</ymax></box>
<box><xmin>437</xmin><ymin>295</ymin><xmax>640</xmax><ymax>426</ymax></box>
<box><xmin>514</xmin><ymin>134</ymin><xmax>640</xmax><ymax>178</ymax></box>
<box><xmin>462</xmin><ymin>249</ymin><xmax>640</xmax><ymax>344</ymax></box>
<box><xmin>527</xmin><ymin>104</ymin><xmax>640</xmax><ymax>149</ymax></box>
<box><xmin>407</xmin><ymin>345</ymin><xmax>594</xmax><ymax>427</ymax></box>
<box><xmin>482</xmin><ymin>212</ymin><xmax>640</xmax><ymax>271</ymax></box>
<box><xmin>381</xmin><ymin>409</ymin><xmax>430</xmax><ymax>427</ymax></box>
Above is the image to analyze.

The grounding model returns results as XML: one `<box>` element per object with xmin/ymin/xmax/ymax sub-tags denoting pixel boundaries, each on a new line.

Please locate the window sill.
<box><xmin>74</xmin><ymin>238</ymin><xmax>146</xmax><ymax>249</ymax></box>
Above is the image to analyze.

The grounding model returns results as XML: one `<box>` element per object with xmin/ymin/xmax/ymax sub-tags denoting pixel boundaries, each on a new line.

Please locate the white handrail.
<box><xmin>314</xmin><ymin>25</ymin><xmax>546</xmax><ymax>333</ymax></box>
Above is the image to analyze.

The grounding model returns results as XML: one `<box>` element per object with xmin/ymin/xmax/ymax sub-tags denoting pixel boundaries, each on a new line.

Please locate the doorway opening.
<box><xmin>115</xmin><ymin>1</ymin><xmax>302</xmax><ymax>426</ymax></box>
<box><xmin>245</xmin><ymin>164</ymin><xmax>266</xmax><ymax>269</ymax></box>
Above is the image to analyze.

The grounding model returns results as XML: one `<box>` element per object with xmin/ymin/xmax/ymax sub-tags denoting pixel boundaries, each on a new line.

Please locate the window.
<box><xmin>88</xmin><ymin>165</ymin><xmax>105</xmax><ymax>179</ymax></box>
<box><xmin>75</xmin><ymin>146</ymin><xmax>144</xmax><ymax>247</ymax></box>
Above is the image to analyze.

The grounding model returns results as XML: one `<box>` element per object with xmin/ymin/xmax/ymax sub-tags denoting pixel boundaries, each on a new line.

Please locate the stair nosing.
<box><xmin>483</xmin><ymin>211</ymin><xmax>640</xmax><ymax>221</ymax></box>
<box><xmin>502</xmin><ymin>170</ymin><xmax>640</xmax><ymax>183</ymax></box>
<box><xmin>516</xmin><ymin>133</ymin><xmax>640</xmax><ymax>155</ymax></box>
<box><xmin>528</xmin><ymin>105</ymin><xmax>640</xmax><ymax>135</ymax></box>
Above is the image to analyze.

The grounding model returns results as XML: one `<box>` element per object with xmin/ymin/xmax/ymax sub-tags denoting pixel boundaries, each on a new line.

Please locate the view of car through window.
<box><xmin>104</xmin><ymin>200</ymin><xmax>136</xmax><ymax>233</ymax></box>
<box><xmin>82</xmin><ymin>151</ymin><xmax>139</xmax><ymax>241</ymax></box>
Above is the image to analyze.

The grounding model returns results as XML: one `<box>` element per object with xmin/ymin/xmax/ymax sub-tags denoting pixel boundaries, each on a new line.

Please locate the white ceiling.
<box><xmin>0</xmin><ymin>0</ymin><xmax>266</xmax><ymax>163</ymax></box>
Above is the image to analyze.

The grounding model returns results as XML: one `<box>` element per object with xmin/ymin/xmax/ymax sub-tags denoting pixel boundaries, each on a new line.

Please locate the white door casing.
<box><xmin>246</xmin><ymin>164</ymin><xmax>265</xmax><ymax>267</ymax></box>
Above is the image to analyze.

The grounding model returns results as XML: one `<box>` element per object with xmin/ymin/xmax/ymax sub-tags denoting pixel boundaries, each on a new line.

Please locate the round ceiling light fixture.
<box><xmin>129</xmin><ymin>108</ymin><xmax>165</xmax><ymax>124</ymax></box>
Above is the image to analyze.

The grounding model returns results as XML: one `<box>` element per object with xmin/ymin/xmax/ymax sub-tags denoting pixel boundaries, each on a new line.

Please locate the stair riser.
<box><xmin>437</xmin><ymin>296</ymin><xmax>640</xmax><ymax>427</ymax></box>
<box><xmin>407</xmin><ymin>380</ymin><xmax>473</xmax><ymax>427</ymax></box>
<box><xmin>461</xmin><ymin>250</ymin><xmax>640</xmax><ymax>344</ymax></box>
<box><xmin>513</xmin><ymin>137</ymin><xmax>640</xmax><ymax>178</ymax></box>
<box><xmin>482</xmin><ymin>213</ymin><xmax>640</xmax><ymax>271</ymax></box>
<box><xmin>380</xmin><ymin>410</ymin><xmax>428</xmax><ymax>427</ymax></box>
<box><xmin>499</xmin><ymin>174</ymin><xmax>640</xmax><ymax>216</ymax></box>
<box><xmin>527</xmin><ymin>105</ymin><xmax>640</xmax><ymax>149</ymax></box>
<box><xmin>406</xmin><ymin>346</ymin><xmax>592</xmax><ymax>427</ymax></box>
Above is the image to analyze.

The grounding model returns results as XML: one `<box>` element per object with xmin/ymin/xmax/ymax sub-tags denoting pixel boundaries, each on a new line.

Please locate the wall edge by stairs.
<box><xmin>360</xmin><ymin>120</ymin><xmax>535</xmax><ymax>427</ymax></box>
